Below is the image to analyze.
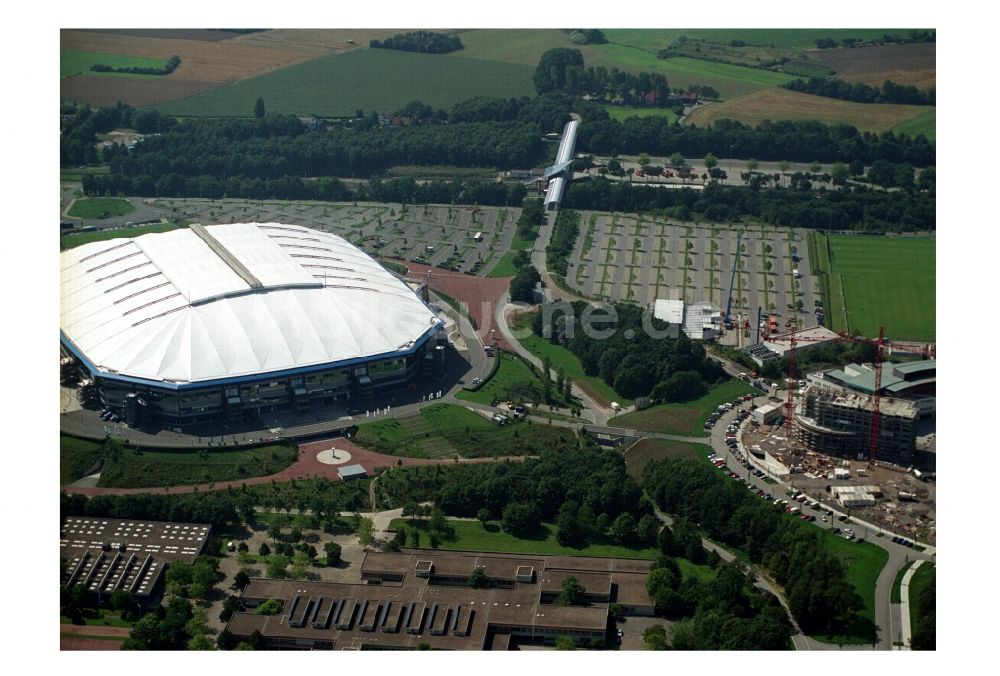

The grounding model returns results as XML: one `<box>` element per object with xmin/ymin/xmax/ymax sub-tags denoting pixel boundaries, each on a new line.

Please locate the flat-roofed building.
<box><xmin>228</xmin><ymin>550</ymin><xmax>654</xmax><ymax>650</ymax></box>
<box><xmin>60</xmin><ymin>517</ymin><xmax>210</xmax><ymax>607</ymax></box>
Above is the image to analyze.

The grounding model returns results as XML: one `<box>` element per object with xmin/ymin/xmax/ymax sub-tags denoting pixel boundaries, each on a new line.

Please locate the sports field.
<box><xmin>66</xmin><ymin>197</ymin><xmax>135</xmax><ymax>219</ymax></box>
<box><xmin>154</xmin><ymin>48</ymin><xmax>536</xmax><ymax>118</ymax></box>
<box><xmin>685</xmin><ymin>88</ymin><xmax>932</xmax><ymax>134</ymax></box>
<box><xmin>61</xmin><ymin>50</ymin><xmax>169</xmax><ymax>79</ymax></box>
<box><xmin>814</xmin><ymin>233</ymin><xmax>935</xmax><ymax>342</ymax></box>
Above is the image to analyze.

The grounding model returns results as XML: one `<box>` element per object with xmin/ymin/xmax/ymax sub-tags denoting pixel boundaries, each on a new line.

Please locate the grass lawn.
<box><xmin>154</xmin><ymin>48</ymin><xmax>536</xmax><ymax>118</ymax></box>
<box><xmin>61</xmin><ymin>50</ymin><xmax>168</xmax><ymax>79</ymax></box>
<box><xmin>891</xmin><ymin>560</ymin><xmax>915</xmax><ymax>603</ymax></box>
<box><xmin>608</xmin><ymin>379</ymin><xmax>756</xmax><ymax>436</ymax></box>
<box><xmin>893</xmin><ymin>107</ymin><xmax>936</xmax><ymax>141</ymax></box>
<box><xmin>96</xmin><ymin>443</ymin><xmax>299</xmax><ymax>488</ymax></box>
<box><xmin>603</xmin><ymin>105</ymin><xmax>680</xmax><ymax>124</ymax></box>
<box><xmin>455</xmin><ymin>350</ymin><xmax>560</xmax><ymax>407</ymax></box>
<box><xmin>622</xmin><ymin>438</ymin><xmax>714</xmax><ymax>480</ymax></box>
<box><xmin>60</xmin><ymin>609</ymin><xmax>134</xmax><ymax>628</ymax></box>
<box><xmin>486</xmin><ymin>251</ymin><xmax>522</xmax><ymax>277</ymax></box>
<box><xmin>820</xmin><ymin>234</ymin><xmax>936</xmax><ymax>341</ymax></box>
<box><xmin>908</xmin><ymin>562</ymin><xmax>934</xmax><ymax>640</ymax></box>
<box><xmin>66</xmin><ymin>197</ymin><xmax>135</xmax><ymax>220</ymax></box>
<box><xmin>510</xmin><ymin>312</ymin><xmax>628</xmax><ymax>406</ymax></box>
<box><xmin>390</xmin><ymin>517</ymin><xmax>662</xmax><ymax>560</ymax></box>
<box><xmin>61</xmin><ymin>435</ymin><xmax>106</xmax><ymax>486</ymax></box>
<box><xmin>807</xmin><ymin>527</ymin><xmax>888</xmax><ymax>645</ymax></box>
<box><xmin>353</xmin><ymin>402</ymin><xmax>577</xmax><ymax>459</ymax></box>
<box><xmin>60</xmin><ymin>222</ymin><xmax>183</xmax><ymax>250</ymax></box>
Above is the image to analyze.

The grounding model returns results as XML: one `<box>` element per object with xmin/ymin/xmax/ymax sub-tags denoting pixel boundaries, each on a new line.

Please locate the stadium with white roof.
<box><xmin>60</xmin><ymin>223</ymin><xmax>442</xmax><ymax>428</ymax></box>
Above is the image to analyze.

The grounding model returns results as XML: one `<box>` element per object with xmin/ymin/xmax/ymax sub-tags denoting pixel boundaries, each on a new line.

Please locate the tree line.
<box><xmin>563</xmin><ymin>178</ymin><xmax>935</xmax><ymax>232</ymax></box>
<box><xmin>643</xmin><ymin>457</ymin><xmax>864</xmax><ymax>636</ymax></box>
<box><xmin>370</xmin><ymin>31</ymin><xmax>463</xmax><ymax>54</ymax></box>
<box><xmin>577</xmin><ymin>116</ymin><xmax>934</xmax><ymax>165</ymax></box>
<box><xmin>534</xmin><ymin>48</ymin><xmax>680</xmax><ymax>106</ymax></box>
<box><xmin>532</xmin><ymin>302</ymin><xmax>726</xmax><ymax>401</ymax></box>
<box><xmin>815</xmin><ymin>30</ymin><xmax>934</xmax><ymax>49</ymax></box>
<box><xmin>644</xmin><ymin>555</ymin><xmax>792</xmax><ymax>649</ymax></box>
<box><xmin>92</xmin><ymin>54</ymin><xmax>181</xmax><ymax>76</ymax></box>
<box><xmin>782</xmin><ymin>77</ymin><xmax>934</xmax><ymax>106</ymax></box>
<box><xmin>545</xmin><ymin>208</ymin><xmax>580</xmax><ymax>277</ymax></box>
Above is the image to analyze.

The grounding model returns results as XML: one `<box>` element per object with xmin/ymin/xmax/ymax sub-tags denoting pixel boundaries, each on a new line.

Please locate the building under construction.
<box><xmin>794</xmin><ymin>387</ymin><xmax>918</xmax><ymax>465</ymax></box>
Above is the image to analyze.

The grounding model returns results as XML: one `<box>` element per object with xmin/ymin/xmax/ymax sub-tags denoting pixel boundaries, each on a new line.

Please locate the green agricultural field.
<box><xmin>603</xmin><ymin>29</ymin><xmax>908</xmax><ymax>51</ymax></box>
<box><xmin>808</xmin><ymin>528</ymin><xmax>888</xmax><ymax>645</ymax></box>
<box><xmin>511</xmin><ymin>312</ymin><xmax>629</xmax><ymax>406</ymax></box>
<box><xmin>60</xmin><ymin>222</ymin><xmax>183</xmax><ymax>250</ymax></box>
<box><xmin>154</xmin><ymin>48</ymin><xmax>536</xmax><ymax>118</ymax></box>
<box><xmin>893</xmin><ymin>107</ymin><xmax>936</xmax><ymax>141</ymax></box>
<box><xmin>67</xmin><ymin>197</ymin><xmax>135</xmax><ymax>220</ymax></box>
<box><xmin>588</xmin><ymin>47</ymin><xmax>795</xmax><ymax>98</ymax></box>
<box><xmin>61</xmin><ymin>50</ymin><xmax>169</xmax><ymax>79</ymax></box>
<box><xmin>96</xmin><ymin>443</ymin><xmax>299</xmax><ymax>489</ymax></box>
<box><xmin>608</xmin><ymin>379</ymin><xmax>756</xmax><ymax>437</ymax></box>
<box><xmin>816</xmin><ymin>233</ymin><xmax>935</xmax><ymax>341</ymax></box>
<box><xmin>456</xmin><ymin>351</ymin><xmax>548</xmax><ymax>406</ymax></box>
<box><xmin>603</xmin><ymin>105</ymin><xmax>680</xmax><ymax>124</ymax></box>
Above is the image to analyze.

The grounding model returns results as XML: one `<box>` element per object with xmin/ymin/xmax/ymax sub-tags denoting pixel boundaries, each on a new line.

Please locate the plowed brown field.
<box><xmin>60</xmin><ymin>29</ymin><xmax>435</xmax><ymax>108</ymax></box>
<box><xmin>810</xmin><ymin>42</ymin><xmax>936</xmax><ymax>89</ymax></box>
<box><xmin>61</xmin><ymin>74</ymin><xmax>220</xmax><ymax>108</ymax></box>
<box><xmin>684</xmin><ymin>87</ymin><xmax>929</xmax><ymax>133</ymax></box>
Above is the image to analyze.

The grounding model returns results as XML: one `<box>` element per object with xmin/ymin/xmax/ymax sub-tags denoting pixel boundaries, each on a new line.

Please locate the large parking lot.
<box><xmin>565</xmin><ymin>212</ymin><xmax>818</xmax><ymax>323</ymax></box>
<box><xmin>142</xmin><ymin>198</ymin><xmax>522</xmax><ymax>275</ymax></box>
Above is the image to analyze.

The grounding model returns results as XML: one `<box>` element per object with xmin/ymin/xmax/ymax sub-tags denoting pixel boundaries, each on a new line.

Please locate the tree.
<box><xmin>267</xmin><ymin>522</ymin><xmax>281</xmax><ymax>543</ymax></box>
<box><xmin>110</xmin><ymin>588</ymin><xmax>142</xmax><ymax>622</ymax></box>
<box><xmin>220</xmin><ymin>595</ymin><xmax>242</xmax><ymax>622</ymax></box>
<box><xmin>265</xmin><ymin>556</ymin><xmax>289</xmax><ymax>579</ymax></box>
<box><xmin>703</xmin><ymin>153</ymin><xmax>718</xmax><ymax>170</ymax></box>
<box><xmin>509</xmin><ymin>265</ymin><xmax>541</xmax><ymax>303</ymax></box>
<box><xmin>232</xmin><ymin>570</ymin><xmax>251</xmax><ymax>591</ymax></box>
<box><xmin>746</xmin><ymin>158</ymin><xmax>759</xmax><ymax>172</ymax></box>
<box><xmin>476</xmin><ymin>508</ymin><xmax>491</xmax><ymax>526</ymax></box>
<box><xmin>467</xmin><ymin>567</ymin><xmax>489</xmax><ymax>588</ymax></box>
<box><xmin>556</xmin><ymin>575</ymin><xmax>585</xmax><ymax>606</ymax></box>
<box><xmin>216</xmin><ymin>629</ymin><xmax>238</xmax><ymax>650</ymax></box>
<box><xmin>254</xmin><ymin>97</ymin><xmax>266</xmax><ymax>119</ymax></box>
<box><xmin>637</xmin><ymin>514</ymin><xmax>660</xmax><ymax>545</ymax></box>
<box><xmin>322</xmin><ymin>541</ymin><xmax>342</xmax><ymax>566</ymax></box>
<box><xmin>430</xmin><ymin>505</ymin><xmax>447</xmax><ymax>533</ymax></box>
<box><xmin>831</xmin><ymin>162</ymin><xmax>849</xmax><ymax>185</ymax></box>
<box><xmin>358</xmin><ymin>517</ymin><xmax>375</xmax><ymax>548</ymax></box>
<box><xmin>501</xmin><ymin>501</ymin><xmax>541</xmax><ymax>537</ymax></box>
<box><xmin>409</xmin><ymin>528</ymin><xmax>421</xmax><ymax>548</ymax></box>
<box><xmin>555</xmin><ymin>635</ymin><xmax>576</xmax><ymax>650</ymax></box>
<box><xmin>556</xmin><ymin>500</ymin><xmax>584</xmax><ymax>547</ymax></box>
<box><xmin>258</xmin><ymin>542</ymin><xmax>270</xmax><ymax>556</ymax></box>
<box><xmin>670</xmin><ymin>152</ymin><xmax>685</xmax><ymax>169</ymax></box>
<box><xmin>638</xmin><ymin>152</ymin><xmax>651</xmax><ymax>171</ymax></box>
<box><xmin>809</xmin><ymin>161</ymin><xmax>822</xmax><ymax>174</ymax></box>
<box><xmin>644</xmin><ymin>624</ymin><xmax>669</xmax><ymax>650</ymax></box>
<box><xmin>256</xmin><ymin>598</ymin><xmax>282</xmax><ymax>615</ymax></box>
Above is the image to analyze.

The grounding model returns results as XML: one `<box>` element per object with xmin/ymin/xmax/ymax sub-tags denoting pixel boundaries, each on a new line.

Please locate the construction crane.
<box><xmin>771</xmin><ymin>326</ymin><xmax>887</xmax><ymax>467</ymax></box>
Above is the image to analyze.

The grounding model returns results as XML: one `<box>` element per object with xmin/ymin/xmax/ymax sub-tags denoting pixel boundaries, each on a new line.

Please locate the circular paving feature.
<box><xmin>316</xmin><ymin>447</ymin><xmax>352</xmax><ymax>465</ymax></box>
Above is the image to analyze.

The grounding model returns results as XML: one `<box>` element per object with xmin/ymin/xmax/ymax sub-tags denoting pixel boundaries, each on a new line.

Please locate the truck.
<box><xmin>473</xmin><ymin>231</ymin><xmax>483</xmax><ymax>242</ymax></box>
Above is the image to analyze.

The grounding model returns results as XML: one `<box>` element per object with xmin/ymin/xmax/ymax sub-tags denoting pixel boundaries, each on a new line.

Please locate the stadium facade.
<box><xmin>60</xmin><ymin>223</ymin><xmax>442</xmax><ymax>428</ymax></box>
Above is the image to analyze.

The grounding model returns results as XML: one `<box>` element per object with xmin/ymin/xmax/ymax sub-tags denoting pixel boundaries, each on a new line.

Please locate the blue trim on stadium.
<box><xmin>60</xmin><ymin>324</ymin><xmax>440</xmax><ymax>392</ymax></box>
